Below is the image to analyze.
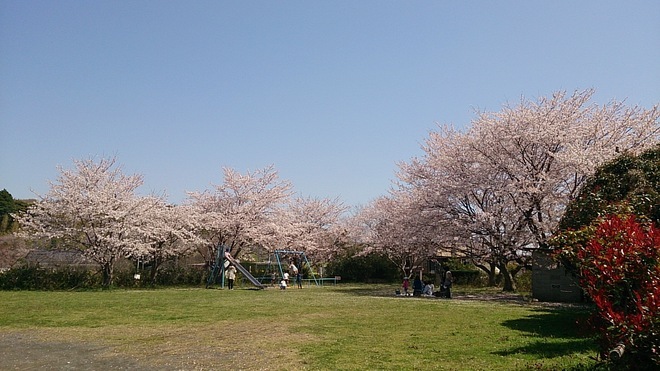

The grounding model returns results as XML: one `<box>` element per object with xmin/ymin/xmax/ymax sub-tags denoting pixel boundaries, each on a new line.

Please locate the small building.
<box><xmin>531</xmin><ymin>248</ymin><xmax>583</xmax><ymax>303</ymax></box>
<box><xmin>21</xmin><ymin>249</ymin><xmax>95</xmax><ymax>269</ymax></box>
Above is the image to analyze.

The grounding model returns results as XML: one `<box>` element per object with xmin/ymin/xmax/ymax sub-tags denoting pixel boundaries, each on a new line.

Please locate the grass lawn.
<box><xmin>0</xmin><ymin>284</ymin><xmax>598</xmax><ymax>370</ymax></box>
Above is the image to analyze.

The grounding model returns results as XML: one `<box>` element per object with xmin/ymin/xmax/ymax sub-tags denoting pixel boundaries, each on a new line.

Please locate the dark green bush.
<box><xmin>153</xmin><ymin>264</ymin><xmax>206</xmax><ymax>286</ymax></box>
<box><xmin>0</xmin><ymin>265</ymin><xmax>99</xmax><ymax>290</ymax></box>
<box><xmin>450</xmin><ymin>270</ymin><xmax>482</xmax><ymax>285</ymax></box>
<box><xmin>0</xmin><ymin>260</ymin><xmax>206</xmax><ymax>290</ymax></box>
<box><xmin>514</xmin><ymin>269</ymin><xmax>532</xmax><ymax>292</ymax></box>
<box><xmin>326</xmin><ymin>252</ymin><xmax>399</xmax><ymax>283</ymax></box>
<box><xmin>112</xmin><ymin>262</ymin><xmax>206</xmax><ymax>288</ymax></box>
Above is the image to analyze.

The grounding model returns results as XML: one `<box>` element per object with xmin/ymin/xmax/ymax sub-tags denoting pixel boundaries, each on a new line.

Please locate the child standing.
<box><xmin>226</xmin><ymin>265</ymin><xmax>237</xmax><ymax>290</ymax></box>
<box><xmin>402</xmin><ymin>277</ymin><xmax>410</xmax><ymax>296</ymax></box>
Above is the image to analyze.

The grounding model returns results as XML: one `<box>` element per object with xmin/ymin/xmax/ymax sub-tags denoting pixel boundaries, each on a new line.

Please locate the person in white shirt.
<box><xmin>422</xmin><ymin>282</ymin><xmax>434</xmax><ymax>296</ymax></box>
<box><xmin>289</xmin><ymin>262</ymin><xmax>298</xmax><ymax>276</ymax></box>
<box><xmin>226</xmin><ymin>265</ymin><xmax>237</xmax><ymax>290</ymax></box>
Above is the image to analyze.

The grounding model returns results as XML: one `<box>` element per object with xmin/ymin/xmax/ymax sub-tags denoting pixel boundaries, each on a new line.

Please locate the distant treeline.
<box><xmin>0</xmin><ymin>190</ymin><xmax>32</xmax><ymax>234</ymax></box>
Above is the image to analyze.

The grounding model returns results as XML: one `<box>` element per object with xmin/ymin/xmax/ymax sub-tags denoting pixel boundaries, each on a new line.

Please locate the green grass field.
<box><xmin>0</xmin><ymin>284</ymin><xmax>598</xmax><ymax>370</ymax></box>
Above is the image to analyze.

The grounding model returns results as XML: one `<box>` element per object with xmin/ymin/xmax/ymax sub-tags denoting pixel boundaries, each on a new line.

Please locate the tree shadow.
<box><xmin>495</xmin><ymin>338</ymin><xmax>597</xmax><ymax>359</ymax></box>
<box><xmin>495</xmin><ymin>308</ymin><xmax>598</xmax><ymax>359</ymax></box>
<box><xmin>333</xmin><ymin>284</ymin><xmax>396</xmax><ymax>297</ymax></box>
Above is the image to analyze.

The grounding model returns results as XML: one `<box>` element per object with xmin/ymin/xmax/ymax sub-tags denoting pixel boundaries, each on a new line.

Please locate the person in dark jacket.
<box><xmin>413</xmin><ymin>275</ymin><xmax>424</xmax><ymax>296</ymax></box>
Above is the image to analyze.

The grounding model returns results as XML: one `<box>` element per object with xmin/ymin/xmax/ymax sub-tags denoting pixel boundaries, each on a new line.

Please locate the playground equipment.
<box><xmin>206</xmin><ymin>246</ymin><xmax>265</xmax><ymax>289</ymax></box>
<box><xmin>205</xmin><ymin>246</ymin><xmax>325</xmax><ymax>289</ymax></box>
<box><xmin>272</xmin><ymin>250</ymin><xmax>319</xmax><ymax>286</ymax></box>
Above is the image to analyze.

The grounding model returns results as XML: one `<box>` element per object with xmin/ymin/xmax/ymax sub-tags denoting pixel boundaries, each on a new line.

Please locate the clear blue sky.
<box><xmin>1</xmin><ymin>1</ymin><xmax>659</xmax><ymax>207</ymax></box>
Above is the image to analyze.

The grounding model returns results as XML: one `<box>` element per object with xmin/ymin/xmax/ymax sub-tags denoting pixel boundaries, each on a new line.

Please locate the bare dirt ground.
<box><xmin>1</xmin><ymin>318</ymin><xmax>305</xmax><ymax>371</ymax></box>
<box><xmin>0</xmin><ymin>328</ymin><xmax>290</xmax><ymax>371</ymax></box>
<box><xmin>0</xmin><ymin>331</ymin><xmax>151</xmax><ymax>370</ymax></box>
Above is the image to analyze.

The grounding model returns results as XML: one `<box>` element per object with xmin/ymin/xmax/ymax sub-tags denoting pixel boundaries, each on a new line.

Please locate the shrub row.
<box><xmin>0</xmin><ymin>264</ymin><xmax>207</xmax><ymax>290</ymax></box>
<box><xmin>0</xmin><ymin>266</ymin><xmax>100</xmax><ymax>290</ymax></box>
<box><xmin>325</xmin><ymin>252</ymin><xmax>400</xmax><ymax>283</ymax></box>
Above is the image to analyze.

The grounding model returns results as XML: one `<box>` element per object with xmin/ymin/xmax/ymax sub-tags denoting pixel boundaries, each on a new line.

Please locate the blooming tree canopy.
<box><xmin>14</xmin><ymin>157</ymin><xmax>155</xmax><ymax>287</ymax></box>
<box><xmin>186</xmin><ymin>165</ymin><xmax>293</xmax><ymax>264</ymax></box>
<box><xmin>275</xmin><ymin>196</ymin><xmax>347</xmax><ymax>262</ymax></box>
<box><xmin>364</xmin><ymin>90</ymin><xmax>659</xmax><ymax>291</ymax></box>
<box><xmin>357</xmin><ymin>190</ymin><xmax>440</xmax><ymax>278</ymax></box>
<box><xmin>462</xmin><ymin>90</ymin><xmax>659</xmax><ymax>248</ymax></box>
<box><xmin>125</xmin><ymin>199</ymin><xmax>201</xmax><ymax>283</ymax></box>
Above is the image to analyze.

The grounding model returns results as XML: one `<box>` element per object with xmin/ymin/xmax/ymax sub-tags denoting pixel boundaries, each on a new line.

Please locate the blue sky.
<box><xmin>1</xmin><ymin>1</ymin><xmax>659</xmax><ymax>207</ymax></box>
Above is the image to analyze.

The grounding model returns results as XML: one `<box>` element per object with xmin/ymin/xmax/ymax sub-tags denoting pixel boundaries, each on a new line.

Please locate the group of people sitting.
<box><xmin>399</xmin><ymin>271</ymin><xmax>453</xmax><ymax>298</ymax></box>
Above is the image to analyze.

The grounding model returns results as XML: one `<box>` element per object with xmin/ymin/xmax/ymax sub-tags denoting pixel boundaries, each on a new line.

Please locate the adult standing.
<box><xmin>271</xmin><ymin>271</ymin><xmax>278</xmax><ymax>287</ymax></box>
<box><xmin>290</xmin><ymin>262</ymin><xmax>302</xmax><ymax>289</ymax></box>
<box><xmin>226</xmin><ymin>264</ymin><xmax>237</xmax><ymax>290</ymax></box>
<box><xmin>443</xmin><ymin>271</ymin><xmax>453</xmax><ymax>298</ymax></box>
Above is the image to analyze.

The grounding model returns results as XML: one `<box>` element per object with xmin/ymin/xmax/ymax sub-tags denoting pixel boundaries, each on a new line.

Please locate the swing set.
<box><xmin>271</xmin><ymin>249</ymin><xmax>319</xmax><ymax>286</ymax></box>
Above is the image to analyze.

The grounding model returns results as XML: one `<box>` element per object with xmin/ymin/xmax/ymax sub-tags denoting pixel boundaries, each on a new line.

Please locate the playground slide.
<box><xmin>225</xmin><ymin>255</ymin><xmax>265</xmax><ymax>289</ymax></box>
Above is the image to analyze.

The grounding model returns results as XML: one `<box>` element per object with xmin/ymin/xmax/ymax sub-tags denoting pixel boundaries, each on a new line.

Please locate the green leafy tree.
<box><xmin>0</xmin><ymin>189</ymin><xmax>14</xmax><ymax>214</ymax></box>
<box><xmin>0</xmin><ymin>190</ymin><xmax>32</xmax><ymax>234</ymax></box>
<box><xmin>0</xmin><ymin>189</ymin><xmax>16</xmax><ymax>234</ymax></box>
<box><xmin>559</xmin><ymin>144</ymin><xmax>659</xmax><ymax>231</ymax></box>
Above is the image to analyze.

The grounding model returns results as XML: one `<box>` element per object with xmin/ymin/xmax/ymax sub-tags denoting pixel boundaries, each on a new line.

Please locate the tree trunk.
<box><xmin>150</xmin><ymin>258</ymin><xmax>162</xmax><ymax>286</ymax></box>
<box><xmin>499</xmin><ymin>263</ymin><xmax>516</xmax><ymax>292</ymax></box>
<box><xmin>101</xmin><ymin>261</ymin><xmax>114</xmax><ymax>288</ymax></box>
<box><xmin>474</xmin><ymin>261</ymin><xmax>498</xmax><ymax>287</ymax></box>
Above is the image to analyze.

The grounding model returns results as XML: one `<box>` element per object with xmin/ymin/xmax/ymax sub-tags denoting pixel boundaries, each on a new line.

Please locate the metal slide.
<box><xmin>225</xmin><ymin>254</ymin><xmax>265</xmax><ymax>289</ymax></box>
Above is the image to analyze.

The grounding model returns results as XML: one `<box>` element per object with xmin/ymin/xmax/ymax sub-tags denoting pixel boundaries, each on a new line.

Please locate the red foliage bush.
<box><xmin>576</xmin><ymin>214</ymin><xmax>659</xmax><ymax>366</ymax></box>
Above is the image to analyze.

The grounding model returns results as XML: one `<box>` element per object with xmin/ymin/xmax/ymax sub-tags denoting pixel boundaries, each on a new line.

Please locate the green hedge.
<box><xmin>0</xmin><ymin>264</ymin><xmax>206</xmax><ymax>290</ymax></box>
<box><xmin>326</xmin><ymin>252</ymin><xmax>399</xmax><ymax>283</ymax></box>
<box><xmin>449</xmin><ymin>270</ymin><xmax>481</xmax><ymax>285</ymax></box>
<box><xmin>0</xmin><ymin>266</ymin><xmax>100</xmax><ymax>290</ymax></box>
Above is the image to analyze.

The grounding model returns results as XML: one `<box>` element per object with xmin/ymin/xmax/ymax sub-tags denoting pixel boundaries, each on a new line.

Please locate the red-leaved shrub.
<box><xmin>576</xmin><ymin>214</ymin><xmax>659</xmax><ymax>366</ymax></box>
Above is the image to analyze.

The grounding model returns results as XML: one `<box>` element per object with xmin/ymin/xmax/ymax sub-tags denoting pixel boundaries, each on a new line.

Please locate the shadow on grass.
<box><xmin>335</xmin><ymin>284</ymin><xmax>529</xmax><ymax>301</ymax></box>
<box><xmin>332</xmin><ymin>284</ymin><xmax>399</xmax><ymax>297</ymax></box>
<box><xmin>495</xmin><ymin>308</ymin><xmax>598</xmax><ymax>359</ymax></box>
<box><xmin>496</xmin><ymin>338</ymin><xmax>597</xmax><ymax>359</ymax></box>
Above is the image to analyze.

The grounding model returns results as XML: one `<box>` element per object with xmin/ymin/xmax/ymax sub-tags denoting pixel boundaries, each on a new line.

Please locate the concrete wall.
<box><xmin>531</xmin><ymin>250</ymin><xmax>583</xmax><ymax>303</ymax></box>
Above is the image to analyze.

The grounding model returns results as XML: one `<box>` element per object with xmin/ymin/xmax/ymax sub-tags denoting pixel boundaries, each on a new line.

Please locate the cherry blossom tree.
<box><xmin>399</xmin><ymin>125</ymin><xmax>535</xmax><ymax>290</ymax></box>
<box><xmin>125</xmin><ymin>199</ymin><xmax>200</xmax><ymax>284</ymax></box>
<box><xmin>358</xmin><ymin>190</ymin><xmax>440</xmax><ymax>278</ymax></box>
<box><xmin>275</xmin><ymin>196</ymin><xmax>348</xmax><ymax>262</ymax></box>
<box><xmin>464</xmin><ymin>90</ymin><xmax>659</xmax><ymax>248</ymax></box>
<box><xmin>186</xmin><ymin>165</ymin><xmax>293</xmax><ymax>265</ymax></box>
<box><xmin>14</xmin><ymin>157</ymin><xmax>153</xmax><ymax>287</ymax></box>
<box><xmin>382</xmin><ymin>90</ymin><xmax>659</xmax><ymax>291</ymax></box>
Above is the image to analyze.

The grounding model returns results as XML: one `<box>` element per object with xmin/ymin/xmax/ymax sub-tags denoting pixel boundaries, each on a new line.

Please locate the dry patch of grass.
<box><xmin>12</xmin><ymin>317</ymin><xmax>316</xmax><ymax>370</ymax></box>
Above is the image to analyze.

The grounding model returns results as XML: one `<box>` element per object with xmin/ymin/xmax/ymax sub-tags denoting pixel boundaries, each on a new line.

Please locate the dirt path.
<box><xmin>0</xmin><ymin>331</ymin><xmax>154</xmax><ymax>370</ymax></box>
